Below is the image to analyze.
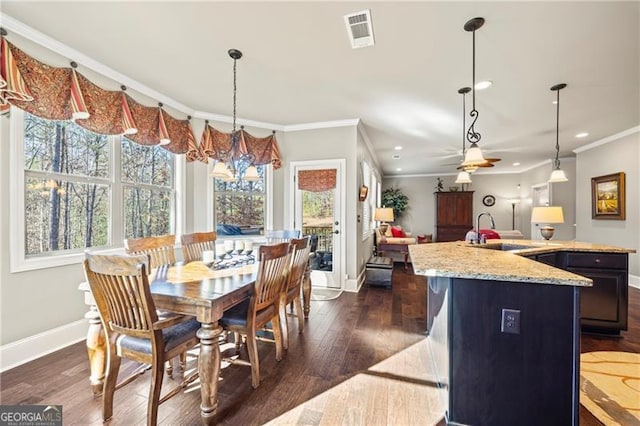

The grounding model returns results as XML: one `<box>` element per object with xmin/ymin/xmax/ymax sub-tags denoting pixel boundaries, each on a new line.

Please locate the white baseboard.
<box><xmin>0</xmin><ymin>319</ymin><xmax>86</xmax><ymax>373</ymax></box>
<box><xmin>629</xmin><ymin>274</ymin><xmax>640</xmax><ymax>289</ymax></box>
<box><xmin>345</xmin><ymin>269</ymin><xmax>365</xmax><ymax>292</ymax></box>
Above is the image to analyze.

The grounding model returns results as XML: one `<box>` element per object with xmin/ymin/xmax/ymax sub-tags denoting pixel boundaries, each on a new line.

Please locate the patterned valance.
<box><xmin>1</xmin><ymin>36</ymin><xmax>207</xmax><ymax>160</ymax></box>
<box><xmin>298</xmin><ymin>169</ymin><xmax>336</xmax><ymax>192</ymax></box>
<box><xmin>199</xmin><ymin>123</ymin><xmax>282</xmax><ymax>169</ymax></box>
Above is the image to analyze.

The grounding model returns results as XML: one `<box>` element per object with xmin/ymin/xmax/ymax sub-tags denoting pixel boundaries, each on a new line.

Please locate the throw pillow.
<box><xmin>391</xmin><ymin>226</ymin><xmax>406</xmax><ymax>238</ymax></box>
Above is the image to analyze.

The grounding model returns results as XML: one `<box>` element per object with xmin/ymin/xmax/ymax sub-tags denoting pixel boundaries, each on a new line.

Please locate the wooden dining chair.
<box><xmin>264</xmin><ymin>229</ymin><xmax>301</xmax><ymax>245</ymax></box>
<box><xmin>279</xmin><ymin>236</ymin><xmax>312</xmax><ymax>350</ymax></box>
<box><xmin>125</xmin><ymin>234</ymin><xmax>176</xmax><ymax>269</ymax></box>
<box><xmin>219</xmin><ymin>242</ymin><xmax>292</xmax><ymax>388</ymax></box>
<box><xmin>83</xmin><ymin>253</ymin><xmax>200</xmax><ymax>426</ymax></box>
<box><xmin>181</xmin><ymin>231</ymin><xmax>217</xmax><ymax>263</ymax></box>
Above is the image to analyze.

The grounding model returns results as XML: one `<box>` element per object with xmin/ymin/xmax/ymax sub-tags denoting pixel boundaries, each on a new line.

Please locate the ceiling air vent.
<box><xmin>343</xmin><ymin>10</ymin><xmax>375</xmax><ymax>49</ymax></box>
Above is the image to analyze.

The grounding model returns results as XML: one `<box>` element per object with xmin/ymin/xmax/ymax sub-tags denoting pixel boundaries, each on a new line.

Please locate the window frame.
<box><xmin>206</xmin><ymin>161</ymin><xmax>273</xmax><ymax>239</ymax></box>
<box><xmin>9</xmin><ymin>107</ymin><xmax>184</xmax><ymax>272</ymax></box>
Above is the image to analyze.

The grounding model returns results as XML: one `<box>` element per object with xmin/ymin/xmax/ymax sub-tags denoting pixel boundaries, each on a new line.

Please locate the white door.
<box><xmin>531</xmin><ymin>182</ymin><xmax>551</xmax><ymax>240</ymax></box>
<box><xmin>290</xmin><ymin>160</ymin><xmax>345</xmax><ymax>289</ymax></box>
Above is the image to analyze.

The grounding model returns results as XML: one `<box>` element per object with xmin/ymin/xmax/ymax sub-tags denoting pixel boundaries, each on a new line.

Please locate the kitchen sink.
<box><xmin>471</xmin><ymin>243</ymin><xmax>532</xmax><ymax>251</ymax></box>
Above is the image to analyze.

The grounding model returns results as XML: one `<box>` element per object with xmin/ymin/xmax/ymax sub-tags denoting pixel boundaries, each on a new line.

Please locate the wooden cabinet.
<box><xmin>435</xmin><ymin>191</ymin><xmax>473</xmax><ymax>242</ymax></box>
<box><xmin>525</xmin><ymin>251</ymin><xmax>629</xmax><ymax>335</ymax></box>
<box><xmin>561</xmin><ymin>252</ymin><xmax>629</xmax><ymax>334</ymax></box>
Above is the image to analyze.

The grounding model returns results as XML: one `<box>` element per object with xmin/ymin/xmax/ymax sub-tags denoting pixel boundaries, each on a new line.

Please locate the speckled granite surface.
<box><xmin>408</xmin><ymin>239</ymin><xmax>636</xmax><ymax>287</ymax></box>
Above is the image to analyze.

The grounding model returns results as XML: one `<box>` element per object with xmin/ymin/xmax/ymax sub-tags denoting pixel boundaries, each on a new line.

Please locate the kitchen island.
<box><xmin>409</xmin><ymin>240</ymin><xmax>609</xmax><ymax>426</ymax></box>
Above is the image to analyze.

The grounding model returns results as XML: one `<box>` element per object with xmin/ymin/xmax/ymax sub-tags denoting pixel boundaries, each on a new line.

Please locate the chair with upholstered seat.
<box><xmin>180</xmin><ymin>231</ymin><xmax>217</xmax><ymax>263</ymax></box>
<box><xmin>264</xmin><ymin>229</ymin><xmax>301</xmax><ymax>245</ymax></box>
<box><xmin>279</xmin><ymin>236</ymin><xmax>311</xmax><ymax>350</ymax></box>
<box><xmin>83</xmin><ymin>253</ymin><xmax>200</xmax><ymax>426</ymax></box>
<box><xmin>219</xmin><ymin>242</ymin><xmax>292</xmax><ymax>388</ymax></box>
<box><xmin>125</xmin><ymin>234</ymin><xmax>176</xmax><ymax>269</ymax></box>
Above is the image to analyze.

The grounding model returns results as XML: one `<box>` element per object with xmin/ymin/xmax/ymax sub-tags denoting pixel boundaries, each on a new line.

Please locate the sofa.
<box><xmin>374</xmin><ymin>226</ymin><xmax>417</xmax><ymax>245</ymax></box>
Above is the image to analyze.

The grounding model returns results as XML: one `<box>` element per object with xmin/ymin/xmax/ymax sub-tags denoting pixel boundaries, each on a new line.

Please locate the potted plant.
<box><xmin>381</xmin><ymin>187</ymin><xmax>409</xmax><ymax>219</ymax></box>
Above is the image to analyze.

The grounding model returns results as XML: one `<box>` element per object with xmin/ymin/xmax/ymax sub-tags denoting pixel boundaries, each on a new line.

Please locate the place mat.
<box><xmin>580</xmin><ymin>351</ymin><xmax>640</xmax><ymax>425</ymax></box>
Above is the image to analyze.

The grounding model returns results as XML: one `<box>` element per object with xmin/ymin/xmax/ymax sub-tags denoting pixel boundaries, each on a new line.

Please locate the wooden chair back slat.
<box><xmin>181</xmin><ymin>231</ymin><xmax>217</xmax><ymax>263</ymax></box>
<box><xmin>254</xmin><ymin>242</ymin><xmax>292</xmax><ymax>312</ymax></box>
<box><xmin>84</xmin><ymin>253</ymin><xmax>159</xmax><ymax>340</ymax></box>
<box><xmin>287</xmin><ymin>236</ymin><xmax>311</xmax><ymax>293</ymax></box>
<box><xmin>124</xmin><ymin>234</ymin><xmax>176</xmax><ymax>269</ymax></box>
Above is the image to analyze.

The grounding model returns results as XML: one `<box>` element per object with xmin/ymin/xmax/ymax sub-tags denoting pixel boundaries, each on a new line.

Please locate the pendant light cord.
<box><xmin>466</xmin><ymin>26</ymin><xmax>481</xmax><ymax>145</ymax></box>
<box><xmin>232</xmin><ymin>57</ymin><xmax>237</xmax><ymax>135</ymax></box>
<box><xmin>554</xmin><ymin>88</ymin><xmax>560</xmax><ymax>168</ymax></box>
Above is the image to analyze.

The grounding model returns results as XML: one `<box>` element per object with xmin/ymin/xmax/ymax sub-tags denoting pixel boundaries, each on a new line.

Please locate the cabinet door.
<box><xmin>568</xmin><ymin>267</ymin><xmax>627</xmax><ymax>327</ymax></box>
<box><xmin>437</xmin><ymin>193</ymin><xmax>458</xmax><ymax>226</ymax></box>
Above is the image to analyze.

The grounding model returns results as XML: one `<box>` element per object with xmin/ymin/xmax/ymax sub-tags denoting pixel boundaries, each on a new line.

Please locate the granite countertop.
<box><xmin>408</xmin><ymin>239</ymin><xmax>636</xmax><ymax>287</ymax></box>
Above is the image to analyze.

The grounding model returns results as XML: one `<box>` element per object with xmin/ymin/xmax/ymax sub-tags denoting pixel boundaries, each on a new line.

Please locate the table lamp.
<box><xmin>374</xmin><ymin>207</ymin><xmax>394</xmax><ymax>241</ymax></box>
<box><xmin>531</xmin><ymin>206</ymin><xmax>564</xmax><ymax>240</ymax></box>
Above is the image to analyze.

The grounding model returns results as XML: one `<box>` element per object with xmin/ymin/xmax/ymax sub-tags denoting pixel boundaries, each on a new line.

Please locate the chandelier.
<box><xmin>210</xmin><ymin>49</ymin><xmax>259</xmax><ymax>182</ymax></box>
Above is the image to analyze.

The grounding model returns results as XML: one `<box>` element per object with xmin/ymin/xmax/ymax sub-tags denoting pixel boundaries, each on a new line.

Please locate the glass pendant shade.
<box><xmin>455</xmin><ymin>171</ymin><xmax>472</xmax><ymax>184</ymax></box>
<box><xmin>211</xmin><ymin>161</ymin><xmax>231</xmax><ymax>178</ymax></box>
<box><xmin>244</xmin><ymin>165</ymin><xmax>260</xmax><ymax>181</ymax></box>
<box><xmin>548</xmin><ymin>168</ymin><xmax>568</xmax><ymax>183</ymax></box>
<box><xmin>461</xmin><ymin>144</ymin><xmax>485</xmax><ymax>166</ymax></box>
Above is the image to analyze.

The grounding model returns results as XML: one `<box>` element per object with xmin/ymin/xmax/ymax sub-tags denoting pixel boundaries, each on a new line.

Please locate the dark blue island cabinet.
<box><xmin>427</xmin><ymin>276</ymin><xmax>580</xmax><ymax>426</ymax></box>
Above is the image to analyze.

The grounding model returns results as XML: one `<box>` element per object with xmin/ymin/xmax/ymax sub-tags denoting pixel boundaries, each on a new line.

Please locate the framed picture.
<box><xmin>591</xmin><ymin>172</ymin><xmax>625</xmax><ymax>220</ymax></box>
<box><xmin>359</xmin><ymin>185</ymin><xmax>368</xmax><ymax>201</ymax></box>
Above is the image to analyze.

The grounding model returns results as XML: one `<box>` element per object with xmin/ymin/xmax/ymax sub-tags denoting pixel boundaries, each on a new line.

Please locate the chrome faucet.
<box><xmin>474</xmin><ymin>212</ymin><xmax>496</xmax><ymax>244</ymax></box>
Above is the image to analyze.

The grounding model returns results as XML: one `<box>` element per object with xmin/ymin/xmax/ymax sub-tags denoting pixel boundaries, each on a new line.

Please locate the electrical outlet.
<box><xmin>501</xmin><ymin>309</ymin><xmax>520</xmax><ymax>334</ymax></box>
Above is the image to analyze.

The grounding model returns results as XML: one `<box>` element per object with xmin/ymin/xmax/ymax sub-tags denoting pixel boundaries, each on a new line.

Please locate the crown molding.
<box><xmin>192</xmin><ymin>111</ymin><xmax>286</xmax><ymax>132</ymax></box>
<box><xmin>573</xmin><ymin>125</ymin><xmax>640</xmax><ymax>153</ymax></box>
<box><xmin>283</xmin><ymin>119</ymin><xmax>360</xmax><ymax>132</ymax></box>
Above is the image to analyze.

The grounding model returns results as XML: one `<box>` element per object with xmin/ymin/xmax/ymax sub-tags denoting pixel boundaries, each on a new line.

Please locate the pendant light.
<box><xmin>210</xmin><ymin>49</ymin><xmax>259</xmax><ymax>182</ymax></box>
<box><xmin>461</xmin><ymin>17</ymin><xmax>487</xmax><ymax>167</ymax></box>
<box><xmin>455</xmin><ymin>87</ymin><xmax>472</xmax><ymax>184</ymax></box>
<box><xmin>548</xmin><ymin>83</ymin><xmax>568</xmax><ymax>183</ymax></box>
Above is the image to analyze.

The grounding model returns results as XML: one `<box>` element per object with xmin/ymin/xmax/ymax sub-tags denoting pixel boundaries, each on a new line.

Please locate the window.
<box><xmin>213</xmin><ymin>165</ymin><xmax>266</xmax><ymax>232</ymax></box>
<box><xmin>10</xmin><ymin>108</ymin><xmax>180</xmax><ymax>272</ymax></box>
<box><xmin>121</xmin><ymin>138</ymin><xmax>175</xmax><ymax>239</ymax></box>
<box><xmin>362</xmin><ymin>160</ymin><xmax>372</xmax><ymax>238</ymax></box>
<box><xmin>22</xmin><ymin>112</ymin><xmax>111</xmax><ymax>256</ymax></box>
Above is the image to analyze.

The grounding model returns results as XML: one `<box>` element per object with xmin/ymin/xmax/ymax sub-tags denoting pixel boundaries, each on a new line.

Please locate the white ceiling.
<box><xmin>2</xmin><ymin>1</ymin><xmax>639</xmax><ymax>177</ymax></box>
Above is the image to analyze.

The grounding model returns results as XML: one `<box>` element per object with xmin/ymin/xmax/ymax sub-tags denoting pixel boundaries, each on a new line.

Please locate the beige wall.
<box><xmin>0</xmin><ymin>114</ymin><xmax>87</xmax><ymax>345</ymax></box>
<box><xmin>575</xmin><ymin>130</ymin><xmax>639</xmax><ymax>276</ymax></box>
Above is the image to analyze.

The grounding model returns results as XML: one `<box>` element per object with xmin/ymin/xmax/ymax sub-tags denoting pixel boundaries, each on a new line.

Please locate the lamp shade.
<box><xmin>211</xmin><ymin>161</ymin><xmax>231</xmax><ymax>178</ymax></box>
<box><xmin>531</xmin><ymin>206</ymin><xmax>564</xmax><ymax>224</ymax></box>
<box><xmin>243</xmin><ymin>165</ymin><xmax>260</xmax><ymax>181</ymax></box>
<box><xmin>548</xmin><ymin>168</ymin><xmax>568</xmax><ymax>183</ymax></box>
<box><xmin>461</xmin><ymin>145</ymin><xmax>486</xmax><ymax>166</ymax></box>
<box><xmin>455</xmin><ymin>171</ymin><xmax>472</xmax><ymax>184</ymax></box>
<box><xmin>374</xmin><ymin>207</ymin><xmax>394</xmax><ymax>222</ymax></box>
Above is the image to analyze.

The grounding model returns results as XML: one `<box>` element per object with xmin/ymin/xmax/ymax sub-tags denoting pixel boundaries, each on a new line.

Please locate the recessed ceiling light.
<box><xmin>512</xmin><ymin>162</ymin><xmax>521</xmax><ymax>166</ymax></box>
<box><xmin>475</xmin><ymin>80</ymin><xmax>492</xmax><ymax>90</ymax></box>
<box><xmin>392</xmin><ymin>154</ymin><xmax>401</xmax><ymax>160</ymax></box>
<box><xmin>575</xmin><ymin>132</ymin><xmax>589</xmax><ymax>138</ymax></box>
<box><xmin>394</xmin><ymin>146</ymin><xmax>403</xmax><ymax>150</ymax></box>
<box><xmin>552</xmin><ymin>100</ymin><xmax>558</xmax><ymax>105</ymax></box>
<box><xmin>396</xmin><ymin>168</ymin><xmax>402</xmax><ymax>172</ymax></box>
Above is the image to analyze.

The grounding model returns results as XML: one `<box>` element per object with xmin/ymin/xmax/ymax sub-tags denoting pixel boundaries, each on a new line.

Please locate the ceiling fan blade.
<box><xmin>456</xmin><ymin>162</ymin><xmax>495</xmax><ymax>170</ymax></box>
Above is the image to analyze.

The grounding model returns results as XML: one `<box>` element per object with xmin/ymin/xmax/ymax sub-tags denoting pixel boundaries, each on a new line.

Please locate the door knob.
<box><xmin>334</xmin><ymin>221</ymin><xmax>339</xmax><ymax>225</ymax></box>
<box><xmin>334</xmin><ymin>230</ymin><xmax>339</xmax><ymax>234</ymax></box>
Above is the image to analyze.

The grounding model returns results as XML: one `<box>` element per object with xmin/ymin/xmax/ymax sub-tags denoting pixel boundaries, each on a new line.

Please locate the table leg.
<box><xmin>403</xmin><ymin>252</ymin><xmax>409</xmax><ymax>271</ymax></box>
<box><xmin>197</xmin><ymin>322</ymin><xmax>223</xmax><ymax>425</ymax></box>
<box><xmin>85</xmin><ymin>307</ymin><xmax>106</xmax><ymax>396</ymax></box>
<box><xmin>302</xmin><ymin>264</ymin><xmax>311</xmax><ymax>319</ymax></box>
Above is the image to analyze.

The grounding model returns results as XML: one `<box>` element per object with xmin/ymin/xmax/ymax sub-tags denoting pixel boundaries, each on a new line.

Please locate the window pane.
<box><xmin>215</xmin><ymin>194</ymin><xmax>265</xmax><ymax>227</ymax></box>
<box><xmin>23</xmin><ymin>112</ymin><xmax>109</xmax><ymax>177</ymax></box>
<box><xmin>124</xmin><ymin>187</ymin><xmax>173</xmax><ymax>239</ymax></box>
<box><xmin>121</xmin><ymin>138</ymin><xmax>173</xmax><ymax>187</ymax></box>
<box><xmin>24</xmin><ymin>176</ymin><xmax>109</xmax><ymax>255</ymax></box>
<box><xmin>214</xmin><ymin>165</ymin><xmax>265</xmax><ymax>228</ymax></box>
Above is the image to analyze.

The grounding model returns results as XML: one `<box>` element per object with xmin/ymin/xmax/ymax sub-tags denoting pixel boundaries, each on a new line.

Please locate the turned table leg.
<box><xmin>197</xmin><ymin>322</ymin><xmax>223</xmax><ymax>425</ymax></box>
<box><xmin>85</xmin><ymin>306</ymin><xmax>106</xmax><ymax>396</ymax></box>
<box><xmin>302</xmin><ymin>263</ymin><xmax>312</xmax><ymax>319</ymax></box>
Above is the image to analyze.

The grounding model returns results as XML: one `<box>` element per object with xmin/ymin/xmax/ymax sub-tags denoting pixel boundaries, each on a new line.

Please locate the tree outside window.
<box><xmin>213</xmin><ymin>165</ymin><xmax>265</xmax><ymax>231</ymax></box>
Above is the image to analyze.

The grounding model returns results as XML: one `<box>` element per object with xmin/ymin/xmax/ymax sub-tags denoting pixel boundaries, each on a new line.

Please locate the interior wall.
<box><xmin>575</xmin><ymin>130</ymin><xmax>639</xmax><ymax>276</ymax></box>
<box><xmin>518</xmin><ymin>159</ymin><xmax>577</xmax><ymax>241</ymax></box>
<box><xmin>0</xmin><ymin>113</ymin><xmax>87</xmax><ymax>345</ymax></box>
<box><xmin>277</xmin><ymin>126</ymin><xmax>359</xmax><ymax>280</ymax></box>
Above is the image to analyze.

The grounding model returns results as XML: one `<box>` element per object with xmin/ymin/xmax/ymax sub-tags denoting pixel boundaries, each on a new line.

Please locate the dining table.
<box><xmin>78</xmin><ymin>259</ymin><xmax>310</xmax><ymax>425</ymax></box>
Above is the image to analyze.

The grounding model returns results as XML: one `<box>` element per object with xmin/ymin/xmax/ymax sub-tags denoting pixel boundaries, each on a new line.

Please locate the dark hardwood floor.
<box><xmin>1</xmin><ymin>265</ymin><xmax>637</xmax><ymax>425</ymax></box>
